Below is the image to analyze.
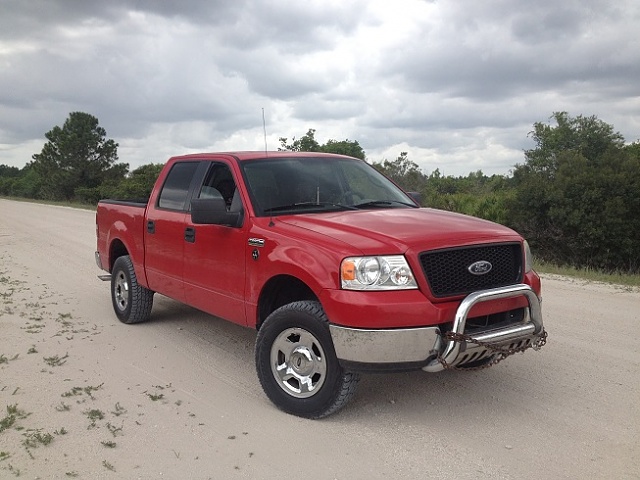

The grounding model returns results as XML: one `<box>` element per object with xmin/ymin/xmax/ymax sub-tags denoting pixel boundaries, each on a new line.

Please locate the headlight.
<box><xmin>341</xmin><ymin>255</ymin><xmax>418</xmax><ymax>290</ymax></box>
<box><xmin>524</xmin><ymin>240</ymin><xmax>533</xmax><ymax>273</ymax></box>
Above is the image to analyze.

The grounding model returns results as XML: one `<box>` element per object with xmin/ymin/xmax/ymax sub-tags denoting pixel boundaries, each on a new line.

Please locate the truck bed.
<box><xmin>95</xmin><ymin>199</ymin><xmax>149</xmax><ymax>280</ymax></box>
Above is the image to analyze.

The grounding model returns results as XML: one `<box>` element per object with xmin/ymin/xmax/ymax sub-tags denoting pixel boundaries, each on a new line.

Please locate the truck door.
<box><xmin>145</xmin><ymin>161</ymin><xmax>203</xmax><ymax>302</ymax></box>
<box><xmin>183</xmin><ymin>161</ymin><xmax>248</xmax><ymax>326</ymax></box>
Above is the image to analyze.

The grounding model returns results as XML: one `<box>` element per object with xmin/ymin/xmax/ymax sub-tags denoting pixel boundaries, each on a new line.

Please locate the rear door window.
<box><xmin>157</xmin><ymin>162</ymin><xmax>200</xmax><ymax>211</ymax></box>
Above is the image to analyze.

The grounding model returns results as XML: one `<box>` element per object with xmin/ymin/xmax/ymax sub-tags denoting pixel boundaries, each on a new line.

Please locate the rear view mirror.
<box><xmin>191</xmin><ymin>198</ymin><xmax>241</xmax><ymax>227</ymax></box>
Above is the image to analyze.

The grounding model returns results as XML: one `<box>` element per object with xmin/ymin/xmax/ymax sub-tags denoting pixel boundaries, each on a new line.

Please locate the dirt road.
<box><xmin>0</xmin><ymin>199</ymin><xmax>638</xmax><ymax>479</ymax></box>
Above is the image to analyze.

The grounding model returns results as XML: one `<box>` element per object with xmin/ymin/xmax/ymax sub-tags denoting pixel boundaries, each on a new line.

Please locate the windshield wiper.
<box><xmin>264</xmin><ymin>202</ymin><xmax>357</xmax><ymax>213</ymax></box>
<box><xmin>353</xmin><ymin>200</ymin><xmax>417</xmax><ymax>209</ymax></box>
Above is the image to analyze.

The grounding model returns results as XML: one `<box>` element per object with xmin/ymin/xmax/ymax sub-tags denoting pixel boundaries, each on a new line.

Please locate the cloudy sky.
<box><xmin>1</xmin><ymin>0</ymin><xmax>639</xmax><ymax>176</ymax></box>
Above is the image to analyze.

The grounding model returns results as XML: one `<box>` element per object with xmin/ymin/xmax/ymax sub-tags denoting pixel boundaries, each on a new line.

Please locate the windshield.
<box><xmin>241</xmin><ymin>156</ymin><xmax>417</xmax><ymax>216</ymax></box>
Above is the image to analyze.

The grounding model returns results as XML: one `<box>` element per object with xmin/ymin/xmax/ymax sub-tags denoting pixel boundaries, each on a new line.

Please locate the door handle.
<box><xmin>185</xmin><ymin>227</ymin><xmax>196</xmax><ymax>243</ymax></box>
<box><xmin>147</xmin><ymin>220</ymin><xmax>155</xmax><ymax>234</ymax></box>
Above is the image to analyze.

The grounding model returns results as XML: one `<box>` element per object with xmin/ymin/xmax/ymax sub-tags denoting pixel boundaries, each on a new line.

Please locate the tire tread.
<box><xmin>112</xmin><ymin>255</ymin><xmax>153</xmax><ymax>324</ymax></box>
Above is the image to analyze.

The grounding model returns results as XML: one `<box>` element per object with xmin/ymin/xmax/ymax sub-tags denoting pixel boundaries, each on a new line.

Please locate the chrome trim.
<box><xmin>467</xmin><ymin>260</ymin><xmax>492</xmax><ymax>275</ymax></box>
<box><xmin>329</xmin><ymin>325</ymin><xmax>440</xmax><ymax>364</ymax></box>
<box><xmin>328</xmin><ymin>284</ymin><xmax>543</xmax><ymax>370</ymax></box>
<box><xmin>422</xmin><ymin>284</ymin><xmax>543</xmax><ymax>372</ymax></box>
<box><xmin>248</xmin><ymin>238</ymin><xmax>265</xmax><ymax>247</ymax></box>
<box><xmin>471</xmin><ymin>323</ymin><xmax>534</xmax><ymax>344</ymax></box>
<box><xmin>95</xmin><ymin>251</ymin><xmax>103</xmax><ymax>270</ymax></box>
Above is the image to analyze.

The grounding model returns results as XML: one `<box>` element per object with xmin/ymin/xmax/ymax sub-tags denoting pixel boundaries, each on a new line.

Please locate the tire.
<box><xmin>111</xmin><ymin>255</ymin><xmax>154</xmax><ymax>324</ymax></box>
<box><xmin>255</xmin><ymin>301</ymin><xmax>360</xmax><ymax>419</ymax></box>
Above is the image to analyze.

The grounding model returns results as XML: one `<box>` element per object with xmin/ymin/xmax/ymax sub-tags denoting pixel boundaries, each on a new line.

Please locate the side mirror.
<box><xmin>407</xmin><ymin>191</ymin><xmax>423</xmax><ymax>206</ymax></box>
<box><xmin>191</xmin><ymin>198</ymin><xmax>242</xmax><ymax>227</ymax></box>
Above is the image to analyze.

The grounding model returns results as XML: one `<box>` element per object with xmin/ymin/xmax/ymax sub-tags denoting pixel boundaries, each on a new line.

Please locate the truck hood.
<box><xmin>278</xmin><ymin>208</ymin><xmax>521</xmax><ymax>254</ymax></box>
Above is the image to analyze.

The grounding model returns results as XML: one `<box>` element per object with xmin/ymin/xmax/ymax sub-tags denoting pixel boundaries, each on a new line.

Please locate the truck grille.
<box><xmin>419</xmin><ymin>243</ymin><xmax>523</xmax><ymax>298</ymax></box>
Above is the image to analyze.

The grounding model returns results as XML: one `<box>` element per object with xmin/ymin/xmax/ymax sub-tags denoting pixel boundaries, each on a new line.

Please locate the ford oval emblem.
<box><xmin>468</xmin><ymin>260</ymin><xmax>492</xmax><ymax>276</ymax></box>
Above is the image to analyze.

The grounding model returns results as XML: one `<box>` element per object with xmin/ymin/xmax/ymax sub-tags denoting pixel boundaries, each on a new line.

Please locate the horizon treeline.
<box><xmin>1</xmin><ymin>111</ymin><xmax>639</xmax><ymax>273</ymax></box>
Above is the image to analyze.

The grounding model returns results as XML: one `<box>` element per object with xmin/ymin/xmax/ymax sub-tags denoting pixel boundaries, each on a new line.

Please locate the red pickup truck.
<box><xmin>95</xmin><ymin>151</ymin><xmax>546</xmax><ymax>418</ymax></box>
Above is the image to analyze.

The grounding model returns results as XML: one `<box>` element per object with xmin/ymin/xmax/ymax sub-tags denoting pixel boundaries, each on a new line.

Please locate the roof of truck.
<box><xmin>169</xmin><ymin>151</ymin><xmax>359</xmax><ymax>162</ymax></box>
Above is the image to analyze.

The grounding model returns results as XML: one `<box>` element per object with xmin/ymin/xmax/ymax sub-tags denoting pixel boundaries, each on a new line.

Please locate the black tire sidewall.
<box><xmin>111</xmin><ymin>256</ymin><xmax>134</xmax><ymax>323</ymax></box>
<box><xmin>255</xmin><ymin>301</ymin><xmax>346</xmax><ymax>419</ymax></box>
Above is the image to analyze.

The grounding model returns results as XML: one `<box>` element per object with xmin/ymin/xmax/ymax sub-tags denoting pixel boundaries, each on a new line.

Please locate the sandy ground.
<box><xmin>0</xmin><ymin>198</ymin><xmax>638</xmax><ymax>480</ymax></box>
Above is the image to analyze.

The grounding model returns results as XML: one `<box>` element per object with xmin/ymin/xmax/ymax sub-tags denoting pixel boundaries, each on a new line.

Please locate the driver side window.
<box><xmin>198</xmin><ymin>163</ymin><xmax>242</xmax><ymax>213</ymax></box>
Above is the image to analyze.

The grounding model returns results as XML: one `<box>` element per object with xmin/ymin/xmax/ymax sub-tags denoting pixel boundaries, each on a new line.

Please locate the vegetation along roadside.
<box><xmin>1</xmin><ymin>110</ymin><xmax>639</xmax><ymax>275</ymax></box>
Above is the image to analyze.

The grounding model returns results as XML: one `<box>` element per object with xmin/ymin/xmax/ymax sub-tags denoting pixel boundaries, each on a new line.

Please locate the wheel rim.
<box><xmin>270</xmin><ymin>327</ymin><xmax>327</xmax><ymax>399</ymax></box>
<box><xmin>113</xmin><ymin>270</ymin><xmax>129</xmax><ymax>312</ymax></box>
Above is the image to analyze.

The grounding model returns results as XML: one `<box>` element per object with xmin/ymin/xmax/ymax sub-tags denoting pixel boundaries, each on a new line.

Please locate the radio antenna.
<box><xmin>262</xmin><ymin>108</ymin><xmax>268</xmax><ymax>154</ymax></box>
<box><xmin>262</xmin><ymin>107</ymin><xmax>275</xmax><ymax>227</ymax></box>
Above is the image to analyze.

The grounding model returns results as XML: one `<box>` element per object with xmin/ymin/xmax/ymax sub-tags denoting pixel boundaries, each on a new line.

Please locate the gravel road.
<box><xmin>0</xmin><ymin>199</ymin><xmax>638</xmax><ymax>479</ymax></box>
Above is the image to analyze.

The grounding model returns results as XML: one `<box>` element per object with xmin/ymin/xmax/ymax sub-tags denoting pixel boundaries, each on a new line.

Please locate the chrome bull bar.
<box><xmin>423</xmin><ymin>284</ymin><xmax>543</xmax><ymax>372</ymax></box>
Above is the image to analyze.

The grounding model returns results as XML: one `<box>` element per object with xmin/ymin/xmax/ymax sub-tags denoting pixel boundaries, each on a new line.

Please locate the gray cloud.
<box><xmin>0</xmin><ymin>0</ymin><xmax>638</xmax><ymax>176</ymax></box>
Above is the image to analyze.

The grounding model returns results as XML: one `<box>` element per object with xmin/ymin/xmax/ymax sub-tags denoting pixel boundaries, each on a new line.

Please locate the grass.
<box><xmin>43</xmin><ymin>353</ymin><xmax>69</xmax><ymax>367</ymax></box>
<box><xmin>0</xmin><ymin>405</ymin><xmax>30</xmax><ymax>433</ymax></box>
<box><xmin>61</xmin><ymin>387</ymin><xmax>84</xmax><ymax>398</ymax></box>
<box><xmin>22</xmin><ymin>429</ymin><xmax>54</xmax><ymax>449</ymax></box>
<box><xmin>0</xmin><ymin>261</ymin><xmax>134</xmax><ymax>478</ymax></box>
<box><xmin>84</xmin><ymin>409</ymin><xmax>105</xmax><ymax>427</ymax></box>
<box><xmin>55</xmin><ymin>402</ymin><xmax>71</xmax><ymax>412</ymax></box>
<box><xmin>111</xmin><ymin>403</ymin><xmax>126</xmax><ymax>417</ymax></box>
<box><xmin>0</xmin><ymin>354</ymin><xmax>19</xmax><ymax>364</ymax></box>
<box><xmin>535</xmin><ymin>259</ymin><xmax>640</xmax><ymax>289</ymax></box>
<box><xmin>61</xmin><ymin>383</ymin><xmax>103</xmax><ymax>399</ymax></box>
<box><xmin>106</xmin><ymin>422</ymin><xmax>123</xmax><ymax>437</ymax></box>
<box><xmin>6</xmin><ymin>463</ymin><xmax>20</xmax><ymax>476</ymax></box>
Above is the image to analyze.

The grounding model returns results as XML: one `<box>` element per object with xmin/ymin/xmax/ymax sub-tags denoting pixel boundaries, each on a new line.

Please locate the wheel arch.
<box><xmin>107</xmin><ymin>237</ymin><xmax>148</xmax><ymax>289</ymax></box>
<box><xmin>108</xmin><ymin>238</ymin><xmax>129</xmax><ymax>271</ymax></box>
<box><xmin>255</xmin><ymin>274</ymin><xmax>318</xmax><ymax>330</ymax></box>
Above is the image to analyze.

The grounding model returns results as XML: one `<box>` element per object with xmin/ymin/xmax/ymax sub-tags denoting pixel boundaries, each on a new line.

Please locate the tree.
<box><xmin>321</xmin><ymin>139</ymin><xmax>366</xmax><ymax>159</ymax></box>
<box><xmin>0</xmin><ymin>164</ymin><xmax>21</xmax><ymax>196</ymax></box>
<box><xmin>279</xmin><ymin>128</ymin><xmax>321</xmax><ymax>153</ymax></box>
<box><xmin>111</xmin><ymin>163</ymin><xmax>164</xmax><ymax>200</ymax></box>
<box><xmin>0</xmin><ymin>164</ymin><xmax>42</xmax><ymax>198</ymax></box>
<box><xmin>371</xmin><ymin>152</ymin><xmax>426</xmax><ymax>192</ymax></box>
<box><xmin>625</xmin><ymin>141</ymin><xmax>640</xmax><ymax>160</ymax></box>
<box><xmin>0</xmin><ymin>164</ymin><xmax>20</xmax><ymax>178</ymax></box>
<box><xmin>523</xmin><ymin>111</ymin><xmax>625</xmax><ymax>175</ymax></box>
<box><xmin>509</xmin><ymin>112</ymin><xmax>640</xmax><ymax>272</ymax></box>
<box><xmin>278</xmin><ymin>128</ymin><xmax>366</xmax><ymax>159</ymax></box>
<box><xmin>30</xmin><ymin>112</ymin><xmax>127</xmax><ymax>200</ymax></box>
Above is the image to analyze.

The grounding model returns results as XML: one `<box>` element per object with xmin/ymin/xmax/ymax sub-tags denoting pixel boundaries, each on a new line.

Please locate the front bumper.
<box><xmin>329</xmin><ymin>284</ymin><xmax>544</xmax><ymax>373</ymax></box>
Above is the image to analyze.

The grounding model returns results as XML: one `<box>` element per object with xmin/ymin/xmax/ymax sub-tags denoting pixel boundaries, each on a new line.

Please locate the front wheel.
<box><xmin>255</xmin><ymin>301</ymin><xmax>360</xmax><ymax>419</ymax></box>
<box><xmin>111</xmin><ymin>255</ymin><xmax>154</xmax><ymax>324</ymax></box>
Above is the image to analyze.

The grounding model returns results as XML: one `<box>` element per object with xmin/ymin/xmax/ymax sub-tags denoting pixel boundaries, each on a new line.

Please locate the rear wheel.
<box><xmin>255</xmin><ymin>301</ymin><xmax>360</xmax><ymax>419</ymax></box>
<box><xmin>111</xmin><ymin>255</ymin><xmax>154</xmax><ymax>324</ymax></box>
